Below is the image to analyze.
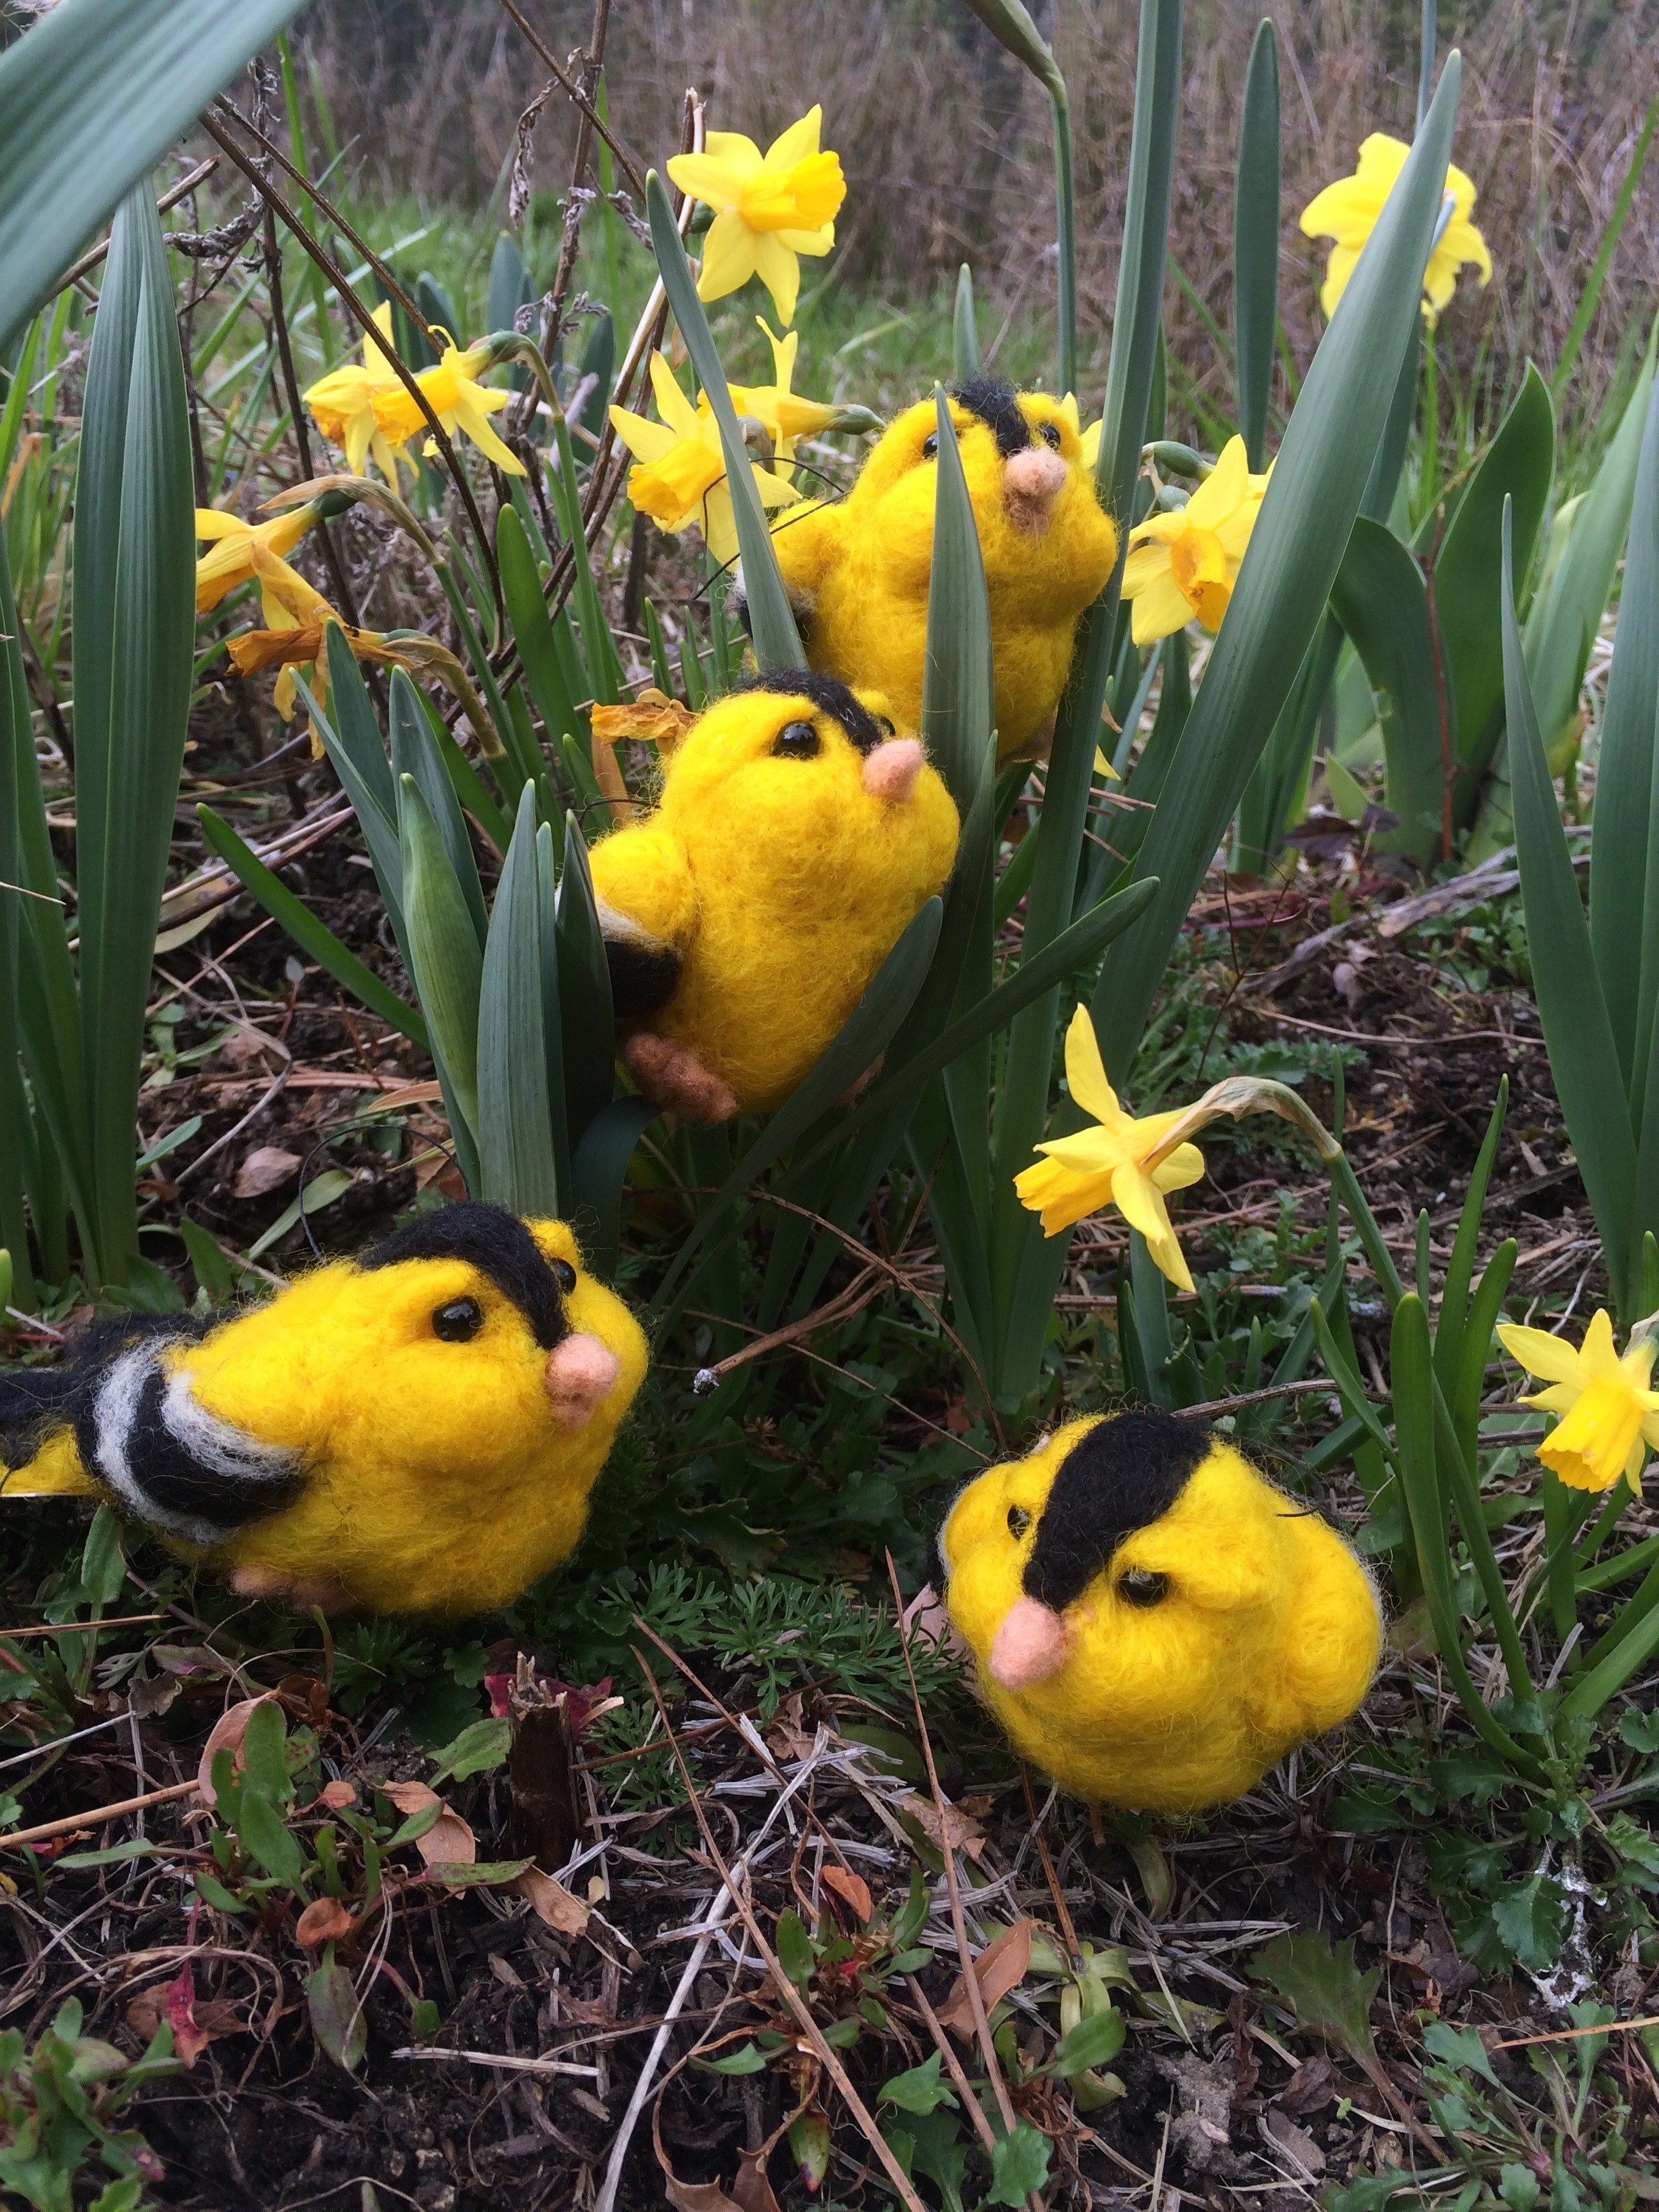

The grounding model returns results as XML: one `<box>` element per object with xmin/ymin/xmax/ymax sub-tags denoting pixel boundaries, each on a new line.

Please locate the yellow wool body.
<box><xmin>1</xmin><ymin>1215</ymin><xmax>648</xmax><ymax>1618</ymax></box>
<box><xmin>941</xmin><ymin>1416</ymin><xmax>1380</xmax><ymax>1814</ymax></box>
<box><xmin>773</xmin><ymin>390</ymin><xmax>1117</xmax><ymax>758</ymax></box>
<box><xmin>589</xmin><ymin>682</ymin><xmax>958</xmax><ymax>1113</ymax></box>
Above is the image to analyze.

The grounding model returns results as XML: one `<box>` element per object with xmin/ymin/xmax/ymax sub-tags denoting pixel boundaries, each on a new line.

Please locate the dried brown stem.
<box><xmin>261</xmin><ymin>204</ymin><xmax>361</xmax><ymax>626</ymax></box>
<box><xmin>883</xmin><ymin>1551</ymin><xmax>1024</xmax><ymax>2152</ymax></box>
<box><xmin>497</xmin><ymin>0</ymin><xmax>645</xmax><ymax>199</ymax></box>
<box><xmin>199</xmin><ymin>108</ymin><xmax>504</xmax><ymax>637</ymax></box>
<box><xmin>630</xmin><ymin>1645</ymin><xmax>931</xmax><ymax>2212</ymax></box>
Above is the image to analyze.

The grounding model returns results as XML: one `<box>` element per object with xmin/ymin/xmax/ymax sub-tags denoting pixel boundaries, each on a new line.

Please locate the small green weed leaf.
<box><xmin>234</xmin><ymin>1789</ymin><xmax>308</xmax><ymax>1896</ymax></box>
<box><xmin>1249</xmin><ymin>1930</ymin><xmax>1380</xmax><ymax>2065</ymax></box>
<box><xmin>79</xmin><ymin>1506</ymin><xmax>125</xmax><ymax>1609</ymax></box>
<box><xmin>787</xmin><ymin>2106</ymin><xmax>831</xmax><ymax>2190</ymax></box>
<box><xmin>411</xmin><ymin>1999</ymin><xmax>441</xmax><ymax>2039</ymax></box>
<box><xmin>1490</xmin><ymin>1868</ymin><xmax>1566</xmax><ymax>1971</ymax></box>
<box><xmin>1498</xmin><ymin>2165</ymin><xmax>1542</xmax><ymax>2211</ymax></box>
<box><xmin>987</xmin><ymin>2121</ymin><xmax>1052</xmax><ymax>2206</ymax></box>
<box><xmin>775</xmin><ymin>1906</ymin><xmax>816</xmax><ymax>1988</ymax></box>
<box><xmin>1421</xmin><ymin>2019</ymin><xmax>1502</xmax><ymax>2088</ymax></box>
<box><xmin>239</xmin><ymin>1698</ymin><xmax>293</xmax><ymax>1807</ymax></box>
<box><xmin>194</xmin><ymin>1870</ymin><xmax>245</xmax><ymax>1915</ymax></box>
<box><xmin>429</xmin><ymin>1717</ymin><xmax>510</xmax><ymax>1784</ymax></box>
<box><xmin>1603</xmin><ymin>1812</ymin><xmax>1659</xmax><ymax>1885</ymax></box>
<box><xmin>888</xmin><ymin>1864</ymin><xmax>929</xmax><ymax>1951</ymax></box>
<box><xmin>57</xmin><ymin>1839</ymin><xmax>161</xmax><ymax>1870</ymax></box>
<box><xmin>879</xmin><ymin>2051</ymin><xmax>958</xmax><ymax>2115</ymax></box>
<box><xmin>1051</xmin><ymin>2007</ymin><xmax>1126</xmax><ymax>2076</ymax></box>
<box><xmin>821</xmin><ymin>2015</ymin><xmax>861</xmax><ymax>2048</ymax></box>
<box><xmin>695</xmin><ymin>2042</ymin><xmax>769</xmax><ymax>2075</ymax></box>
<box><xmin>384</xmin><ymin>1801</ymin><xmax>445</xmax><ymax>1849</ymax></box>
<box><xmin>890</xmin><ymin>1947</ymin><xmax>935</xmax><ymax>1973</ymax></box>
<box><xmin>1620</xmin><ymin>1708</ymin><xmax>1659</xmax><ymax>1753</ymax></box>
<box><xmin>307</xmin><ymin>1955</ymin><xmax>367</xmax><ymax>2072</ymax></box>
<box><xmin>247</xmin><ymin>1168</ymin><xmax>352</xmax><ymax>1261</ymax></box>
<box><xmin>89</xmin><ymin>2182</ymin><xmax>146</xmax><ymax>2212</ymax></box>
<box><xmin>418</xmin><ymin>1858</ymin><xmax>534</xmax><ymax>1887</ymax></box>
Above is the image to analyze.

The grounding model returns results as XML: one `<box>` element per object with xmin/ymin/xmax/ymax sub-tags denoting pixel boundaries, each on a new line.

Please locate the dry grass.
<box><xmin>297</xmin><ymin>0</ymin><xmax>1659</xmax><ymax>438</ymax></box>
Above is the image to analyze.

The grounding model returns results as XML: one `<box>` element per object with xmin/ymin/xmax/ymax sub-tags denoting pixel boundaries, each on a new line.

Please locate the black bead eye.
<box><xmin>552</xmin><ymin>1258</ymin><xmax>577</xmax><ymax>1293</ymax></box>
<box><xmin>1007</xmin><ymin>1504</ymin><xmax>1032</xmax><ymax>1539</ymax></box>
<box><xmin>1038</xmin><ymin>421</ymin><xmax>1062</xmax><ymax>450</ymax></box>
<box><xmin>432</xmin><ymin>1296</ymin><xmax>483</xmax><ymax>1343</ymax></box>
<box><xmin>921</xmin><ymin>432</ymin><xmax>939</xmax><ymax>459</ymax></box>
<box><xmin>771</xmin><ymin>720</ymin><xmax>820</xmax><ymax>759</ymax></box>
<box><xmin>1118</xmin><ymin>1569</ymin><xmax>1168</xmax><ymax>1609</ymax></box>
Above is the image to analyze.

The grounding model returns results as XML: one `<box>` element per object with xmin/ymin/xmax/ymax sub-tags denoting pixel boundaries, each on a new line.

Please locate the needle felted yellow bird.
<box><xmin>770</xmin><ymin>379</ymin><xmax>1118</xmax><ymax>760</ymax></box>
<box><xmin>0</xmin><ymin>1205</ymin><xmax>647</xmax><ymax>1618</ymax></box>
<box><xmin>941</xmin><ymin>1409</ymin><xmax>1380</xmax><ymax>1814</ymax></box>
<box><xmin>588</xmin><ymin>670</ymin><xmax>959</xmax><ymax>1122</ymax></box>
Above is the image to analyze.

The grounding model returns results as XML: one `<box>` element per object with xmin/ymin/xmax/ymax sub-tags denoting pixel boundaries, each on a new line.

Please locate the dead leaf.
<box><xmin>898</xmin><ymin>1791</ymin><xmax>987</xmax><ymax>1864</ymax></box>
<box><xmin>937</xmin><ymin>1917</ymin><xmax>1036</xmax><ymax>2039</ymax></box>
<box><xmin>1278</xmin><ymin>2054</ymin><xmax>1336</xmax><ymax>2117</ymax></box>
<box><xmin>233</xmin><ymin>1145</ymin><xmax>300</xmax><ymax>1198</ymax></box>
<box><xmin>316</xmin><ymin>1780</ymin><xmax>356</xmax><ymax>1810</ymax></box>
<box><xmin>733</xmin><ymin>2147</ymin><xmax>783</xmax><ymax>2212</ymax></box>
<box><xmin>382</xmin><ymin>1778</ymin><xmax>476</xmax><ymax>1874</ymax></box>
<box><xmin>764</xmin><ymin>1689</ymin><xmax>812</xmax><ymax>1763</ymax></box>
<box><xmin>293</xmin><ymin>1896</ymin><xmax>355</xmax><ymax>1948</ymax></box>
<box><xmin>197</xmin><ymin>1694</ymin><xmax>278</xmax><ymax>1808</ymax></box>
<box><xmin>655</xmin><ymin>2103</ymin><xmax>744</xmax><ymax>2212</ymax></box>
<box><xmin>126</xmin><ymin>1962</ymin><xmax>242</xmax><ymax>2067</ymax></box>
<box><xmin>512</xmin><ymin>1865</ymin><xmax>589</xmax><ymax>1935</ymax></box>
<box><xmin>592</xmin><ymin>689</ymin><xmax>697</xmax><ymax>754</ymax></box>
<box><xmin>1263</xmin><ymin>2106</ymin><xmax>1327</xmax><ymax>2177</ymax></box>
<box><xmin>821</xmin><ymin>1865</ymin><xmax>872</xmax><ymax>1925</ymax></box>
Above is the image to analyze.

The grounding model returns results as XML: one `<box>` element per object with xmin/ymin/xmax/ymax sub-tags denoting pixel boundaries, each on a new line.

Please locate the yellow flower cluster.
<box><xmin>304</xmin><ymin>303</ymin><xmax>524</xmax><ymax>484</ymax></box>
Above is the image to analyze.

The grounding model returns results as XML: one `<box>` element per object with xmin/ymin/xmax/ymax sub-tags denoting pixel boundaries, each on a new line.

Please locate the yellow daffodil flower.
<box><xmin>1015</xmin><ymin>1015</ymin><xmax>1343</xmax><ymax>1294</ymax></box>
<box><xmin>1013</xmin><ymin>1007</ymin><xmax>1207</xmax><ymax>1291</ymax></box>
<box><xmin>1299</xmin><ymin>132</ymin><xmax>1491</xmax><ymax>323</ymax></box>
<box><xmin>608</xmin><ymin>352</ymin><xmax>798</xmax><ymax>567</ymax></box>
<box><xmin>304</xmin><ymin>303</ymin><xmax>410</xmax><ymax>483</ymax></box>
<box><xmin>1496</xmin><ymin>1309</ymin><xmax>1659</xmax><ymax>1493</ymax></box>
<box><xmin>1120</xmin><ymin>436</ymin><xmax>1271</xmax><ymax>648</ymax></box>
<box><xmin>668</xmin><ymin>106</ymin><xmax>846</xmax><ymax>327</ymax></box>
<box><xmin>729</xmin><ymin>319</ymin><xmax>839</xmax><ymax>481</ymax></box>
<box><xmin>194</xmin><ymin>500</ymin><xmax>323</xmax><ymax>617</ymax></box>
<box><xmin>373</xmin><ymin>331</ymin><xmax>525</xmax><ymax>476</ymax></box>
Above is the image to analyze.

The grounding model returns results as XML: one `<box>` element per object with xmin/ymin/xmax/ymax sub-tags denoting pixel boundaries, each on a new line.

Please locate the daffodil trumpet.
<box><xmin>1013</xmin><ymin>1008</ymin><xmax>1339</xmax><ymax>1294</ymax></box>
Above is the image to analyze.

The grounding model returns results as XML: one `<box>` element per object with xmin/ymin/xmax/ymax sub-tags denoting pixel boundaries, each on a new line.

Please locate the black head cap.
<box><xmin>729</xmin><ymin>668</ymin><xmax>890</xmax><ymax>756</ymax></box>
<box><xmin>361</xmin><ymin>1202</ymin><xmax>570</xmax><ymax>1351</ymax></box>
<box><xmin>949</xmin><ymin>377</ymin><xmax>1031</xmax><ymax>461</ymax></box>
<box><xmin>1023</xmin><ymin>1410</ymin><xmax>1210</xmax><ymax>1612</ymax></box>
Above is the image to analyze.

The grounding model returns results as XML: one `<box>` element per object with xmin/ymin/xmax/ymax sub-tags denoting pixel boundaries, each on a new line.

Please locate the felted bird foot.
<box><xmin>622</xmin><ymin>1032</ymin><xmax>739</xmax><ymax>1124</ymax></box>
<box><xmin>230</xmin><ymin>1564</ymin><xmax>358</xmax><ymax>1614</ymax></box>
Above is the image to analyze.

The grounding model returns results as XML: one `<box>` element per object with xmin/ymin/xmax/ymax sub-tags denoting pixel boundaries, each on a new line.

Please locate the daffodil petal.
<box><xmin>765</xmin><ymin>106</ymin><xmax>822</xmax><ymax>168</ymax></box>
<box><xmin>1061</xmin><ymin>1004</ymin><xmax>1120</xmax><ymax>1126</ymax></box>
<box><xmin>696</xmin><ymin>208</ymin><xmax>758</xmax><ymax>304</ymax></box>
<box><xmin>1150</xmin><ymin>1141</ymin><xmax>1206</xmax><ymax>1195</ymax></box>
<box><xmin>1128</xmin><ymin>569</ymin><xmax>1194</xmax><ymax>647</ymax></box>
<box><xmin>752</xmin><ymin>231</ymin><xmax>802</xmax><ymax>325</ymax></box>
<box><xmin>1496</xmin><ymin>1322</ymin><xmax>1584</xmax><ymax>1385</ymax></box>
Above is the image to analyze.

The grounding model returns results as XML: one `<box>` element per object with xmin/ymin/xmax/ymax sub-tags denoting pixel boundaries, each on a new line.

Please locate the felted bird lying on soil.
<box><xmin>0</xmin><ymin>1204</ymin><xmax>647</xmax><ymax>1618</ymax></box>
<box><xmin>589</xmin><ymin>670</ymin><xmax>959</xmax><ymax>1122</ymax></box>
<box><xmin>940</xmin><ymin>1408</ymin><xmax>1380</xmax><ymax>1813</ymax></box>
<box><xmin>769</xmin><ymin>378</ymin><xmax>1118</xmax><ymax>760</ymax></box>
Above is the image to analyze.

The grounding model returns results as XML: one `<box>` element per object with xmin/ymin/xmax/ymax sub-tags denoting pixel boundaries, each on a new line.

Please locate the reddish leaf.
<box><xmin>294</xmin><ymin>1896</ymin><xmax>355</xmax><ymax>1949</ymax></box>
<box><xmin>821</xmin><ymin>1866</ymin><xmax>872</xmax><ymax>1925</ymax></box>
<box><xmin>937</xmin><ymin>1918</ymin><xmax>1036</xmax><ymax>2039</ymax></box>
<box><xmin>512</xmin><ymin>1866</ymin><xmax>589</xmax><ymax>1933</ymax></box>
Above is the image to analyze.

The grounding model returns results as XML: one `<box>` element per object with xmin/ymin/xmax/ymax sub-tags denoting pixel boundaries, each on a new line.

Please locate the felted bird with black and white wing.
<box><xmin>771</xmin><ymin>377</ymin><xmax>1118</xmax><ymax>760</ymax></box>
<box><xmin>589</xmin><ymin>670</ymin><xmax>959</xmax><ymax>1124</ymax></box>
<box><xmin>1</xmin><ymin>1204</ymin><xmax>647</xmax><ymax>1618</ymax></box>
<box><xmin>941</xmin><ymin>1408</ymin><xmax>1381</xmax><ymax>1814</ymax></box>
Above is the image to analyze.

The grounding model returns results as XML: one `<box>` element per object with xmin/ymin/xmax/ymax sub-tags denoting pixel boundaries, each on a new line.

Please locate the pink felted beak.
<box><xmin>987</xmin><ymin>1597</ymin><xmax>1069</xmax><ymax>1689</ymax></box>
<box><xmin>1003</xmin><ymin>446</ymin><xmax>1068</xmax><ymax>534</ymax></box>
<box><xmin>544</xmin><ymin>1333</ymin><xmax>620</xmax><ymax>1429</ymax></box>
<box><xmin>862</xmin><ymin>735</ymin><xmax>924</xmax><ymax>802</ymax></box>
